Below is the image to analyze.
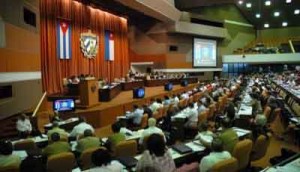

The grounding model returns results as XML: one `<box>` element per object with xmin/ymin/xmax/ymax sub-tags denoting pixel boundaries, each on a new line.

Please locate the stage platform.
<box><xmin>62</xmin><ymin>83</ymin><xmax>199</xmax><ymax>128</ymax></box>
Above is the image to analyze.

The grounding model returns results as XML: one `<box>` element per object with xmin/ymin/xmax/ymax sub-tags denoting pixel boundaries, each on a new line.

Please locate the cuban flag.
<box><xmin>104</xmin><ymin>30</ymin><xmax>114</xmax><ymax>61</ymax></box>
<box><xmin>57</xmin><ymin>20</ymin><xmax>71</xmax><ymax>59</ymax></box>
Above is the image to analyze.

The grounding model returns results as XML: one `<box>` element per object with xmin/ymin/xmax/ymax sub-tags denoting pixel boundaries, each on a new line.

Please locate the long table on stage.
<box><xmin>98</xmin><ymin>84</ymin><xmax>122</xmax><ymax>102</ymax></box>
<box><xmin>145</xmin><ymin>77</ymin><xmax>198</xmax><ymax>87</ymax></box>
<box><xmin>75</xmin><ymin>84</ymin><xmax>199</xmax><ymax>129</ymax></box>
<box><xmin>120</xmin><ymin>80</ymin><xmax>144</xmax><ymax>91</ymax></box>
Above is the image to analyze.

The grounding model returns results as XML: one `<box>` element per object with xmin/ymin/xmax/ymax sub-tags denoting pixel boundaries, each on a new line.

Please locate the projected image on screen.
<box><xmin>193</xmin><ymin>38</ymin><xmax>217</xmax><ymax>67</ymax></box>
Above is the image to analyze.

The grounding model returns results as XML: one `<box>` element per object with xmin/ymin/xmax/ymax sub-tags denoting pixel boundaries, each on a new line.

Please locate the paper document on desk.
<box><xmin>201</xmin><ymin>135</ymin><xmax>213</xmax><ymax>143</ymax></box>
<box><xmin>186</xmin><ymin>142</ymin><xmax>205</xmax><ymax>152</ymax></box>
<box><xmin>13</xmin><ymin>151</ymin><xmax>28</xmax><ymax>160</ymax></box>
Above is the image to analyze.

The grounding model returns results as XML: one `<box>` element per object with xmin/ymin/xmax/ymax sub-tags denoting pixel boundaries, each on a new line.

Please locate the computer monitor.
<box><xmin>53</xmin><ymin>98</ymin><xmax>75</xmax><ymax>112</ymax></box>
<box><xmin>164</xmin><ymin>83</ymin><xmax>173</xmax><ymax>91</ymax></box>
<box><xmin>133</xmin><ymin>87</ymin><xmax>145</xmax><ymax>99</ymax></box>
<box><xmin>181</xmin><ymin>80</ymin><xmax>188</xmax><ymax>87</ymax></box>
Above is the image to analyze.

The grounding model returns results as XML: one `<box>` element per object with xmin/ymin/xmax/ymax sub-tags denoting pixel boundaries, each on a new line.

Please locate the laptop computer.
<box><xmin>117</xmin><ymin>156</ymin><xmax>138</xmax><ymax>168</ymax></box>
<box><xmin>172</xmin><ymin>144</ymin><xmax>193</xmax><ymax>154</ymax></box>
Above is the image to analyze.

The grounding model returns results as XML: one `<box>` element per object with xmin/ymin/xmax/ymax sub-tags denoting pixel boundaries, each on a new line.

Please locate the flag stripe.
<box><xmin>57</xmin><ymin>21</ymin><xmax>71</xmax><ymax>59</ymax></box>
<box><xmin>104</xmin><ymin>30</ymin><xmax>114</xmax><ymax>61</ymax></box>
<box><xmin>104</xmin><ymin>31</ymin><xmax>109</xmax><ymax>60</ymax></box>
<box><xmin>59</xmin><ymin>27</ymin><xmax>64</xmax><ymax>59</ymax></box>
<box><xmin>63</xmin><ymin>32</ymin><xmax>66</xmax><ymax>58</ymax></box>
<box><xmin>109</xmin><ymin>40</ymin><xmax>114</xmax><ymax>61</ymax></box>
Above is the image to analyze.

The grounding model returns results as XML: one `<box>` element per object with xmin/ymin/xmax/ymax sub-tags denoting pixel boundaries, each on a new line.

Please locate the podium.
<box><xmin>79</xmin><ymin>80</ymin><xmax>99</xmax><ymax>108</ymax></box>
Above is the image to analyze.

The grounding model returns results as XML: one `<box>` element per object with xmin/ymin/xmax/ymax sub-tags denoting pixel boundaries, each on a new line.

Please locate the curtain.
<box><xmin>40</xmin><ymin>0</ymin><xmax>129</xmax><ymax>94</ymax></box>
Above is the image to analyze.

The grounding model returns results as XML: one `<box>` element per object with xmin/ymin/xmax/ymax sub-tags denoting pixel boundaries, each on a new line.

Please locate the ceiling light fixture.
<box><xmin>264</xmin><ymin>23</ymin><xmax>269</xmax><ymax>28</ymax></box>
<box><xmin>286</xmin><ymin>0</ymin><xmax>292</xmax><ymax>3</ymax></box>
<box><xmin>256</xmin><ymin>13</ymin><xmax>261</xmax><ymax>18</ymax></box>
<box><xmin>295</xmin><ymin>9</ymin><xmax>300</xmax><ymax>15</ymax></box>
<box><xmin>238</xmin><ymin>1</ymin><xmax>243</xmax><ymax>5</ymax></box>
<box><xmin>265</xmin><ymin>1</ymin><xmax>271</xmax><ymax>6</ymax></box>
<box><xmin>282</xmin><ymin>22</ymin><xmax>288</xmax><ymax>27</ymax></box>
<box><xmin>246</xmin><ymin>3</ymin><xmax>252</xmax><ymax>8</ymax></box>
<box><xmin>274</xmin><ymin>11</ymin><xmax>280</xmax><ymax>17</ymax></box>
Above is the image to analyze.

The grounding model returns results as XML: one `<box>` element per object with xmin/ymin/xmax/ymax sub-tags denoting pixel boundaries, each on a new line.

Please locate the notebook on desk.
<box><xmin>117</xmin><ymin>156</ymin><xmax>138</xmax><ymax>168</ymax></box>
<box><xmin>172</xmin><ymin>144</ymin><xmax>193</xmax><ymax>154</ymax></box>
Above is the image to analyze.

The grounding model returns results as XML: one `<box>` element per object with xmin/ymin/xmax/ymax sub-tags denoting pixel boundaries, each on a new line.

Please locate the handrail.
<box><xmin>32</xmin><ymin>92</ymin><xmax>47</xmax><ymax>117</ymax></box>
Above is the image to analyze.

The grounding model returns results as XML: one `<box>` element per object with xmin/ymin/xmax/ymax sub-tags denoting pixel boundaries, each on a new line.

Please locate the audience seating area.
<box><xmin>1</xmin><ymin>74</ymin><xmax>300</xmax><ymax>172</ymax></box>
<box><xmin>233</xmin><ymin>37</ymin><xmax>300</xmax><ymax>54</ymax></box>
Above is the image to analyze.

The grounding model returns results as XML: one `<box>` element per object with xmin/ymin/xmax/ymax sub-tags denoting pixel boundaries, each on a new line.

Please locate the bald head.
<box><xmin>148</xmin><ymin>118</ymin><xmax>156</xmax><ymax>127</ymax></box>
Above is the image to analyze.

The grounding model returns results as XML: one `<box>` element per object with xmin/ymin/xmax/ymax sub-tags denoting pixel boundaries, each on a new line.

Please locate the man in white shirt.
<box><xmin>199</xmin><ymin>137</ymin><xmax>232</xmax><ymax>172</ymax></box>
<box><xmin>184</xmin><ymin>103</ymin><xmax>199</xmax><ymax>129</ymax></box>
<box><xmin>139</xmin><ymin>118</ymin><xmax>165</xmax><ymax>144</ymax></box>
<box><xmin>126</xmin><ymin>105</ymin><xmax>144</xmax><ymax>126</ymax></box>
<box><xmin>198</xmin><ymin>100</ymin><xmax>208</xmax><ymax>114</ymax></box>
<box><xmin>70</xmin><ymin>117</ymin><xmax>94</xmax><ymax>139</ymax></box>
<box><xmin>149</xmin><ymin>98</ymin><xmax>163</xmax><ymax>113</ymax></box>
<box><xmin>16</xmin><ymin>114</ymin><xmax>32</xmax><ymax>138</ymax></box>
<box><xmin>181</xmin><ymin>91</ymin><xmax>189</xmax><ymax>100</ymax></box>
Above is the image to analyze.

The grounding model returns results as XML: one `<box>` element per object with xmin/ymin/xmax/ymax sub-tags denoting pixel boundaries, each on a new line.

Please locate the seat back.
<box><xmin>178</xmin><ymin>99</ymin><xmax>186</xmax><ymax>109</ymax></box>
<box><xmin>188</xmin><ymin>96</ymin><xmax>194</xmax><ymax>104</ymax></box>
<box><xmin>251</xmin><ymin>135</ymin><xmax>270</xmax><ymax>161</ymax></box>
<box><xmin>198</xmin><ymin>110</ymin><xmax>208</xmax><ymax>125</ymax></box>
<box><xmin>263</xmin><ymin>106</ymin><xmax>271</xmax><ymax>119</ymax></box>
<box><xmin>79</xmin><ymin>147</ymin><xmax>102</xmax><ymax>170</ymax></box>
<box><xmin>157</xmin><ymin>107</ymin><xmax>163</xmax><ymax>119</ymax></box>
<box><xmin>208</xmin><ymin>104</ymin><xmax>216</xmax><ymax>120</ymax></box>
<box><xmin>0</xmin><ymin>166</ymin><xmax>19</xmax><ymax>172</ymax></box>
<box><xmin>140</xmin><ymin>114</ymin><xmax>148</xmax><ymax>129</ymax></box>
<box><xmin>211</xmin><ymin>157</ymin><xmax>238</xmax><ymax>172</ymax></box>
<box><xmin>14</xmin><ymin>139</ymin><xmax>36</xmax><ymax>151</ymax></box>
<box><xmin>232</xmin><ymin>139</ymin><xmax>253</xmax><ymax>170</ymax></box>
<box><xmin>152</xmin><ymin>111</ymin><xmax>160</xmax><ymax>120</ymax></box>
<box><xmin>115</xmin><ymin>140</ymin><xmax>137</xmax><ymax>157</ymax></box>
<box><xmin>162</xmin><ymin>105</ymin><xmax>169</xmax><ymax>118</ymax></box>
<box><xmin>47</xmin><ymin>152</ymin><xmax>75</xmax><ymax>172</ymax></box>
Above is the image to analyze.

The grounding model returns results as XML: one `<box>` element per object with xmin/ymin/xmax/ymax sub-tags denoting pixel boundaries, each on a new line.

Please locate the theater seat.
<box><xmin>79</xmin><ymin>147</ymin><xmax>103</xmax><ymax>170</ymax></box>
<box><xmin>115</xmin><ymin>140</ymin><xmax>137</xmax><ymax>157</ymax></box>
<box><xmin>232</xmin><ymin>139</ymin><xmax>253</xmax><ymax>170</ymax></box>
<box><xmin>14</xmin><ymin>139</ymin><xmax>36</xmax><ymax>151</ymax></box>
<box><xmin>251</xmin><ymin>135</ymin><xmax>270</xmax><ymax>162</ymax></box>
<box><xmin>0</xmin><ymin>166</ymin><xmax>19</xmax><ymax>172</ymax></box>
<box><xmin>47</xmin><ymin>152</ymin><xmax>75</xmax><ymax>172</ymax></box>
<box><xmin>210</xmin><ymin>157</ymin><xmax>238</xmax><ymax>172</ymax></box>
<box><xmin>198</xmin><ymin>110</ymin><xmax>209</xmax><ymax>125</ymax></box>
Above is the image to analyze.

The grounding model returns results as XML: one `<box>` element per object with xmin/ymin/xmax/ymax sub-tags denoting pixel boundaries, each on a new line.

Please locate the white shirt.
<box><xmin>70</xmin><ymin>122</ymin><xmax>94</xmax><ymax>137</ymax></box>
<box><xmin>186</xmin><ymin>107</ymin><xmax>199</xmax><ymax>123</ymax></box>
<box><xmin>181</xmin><ymin>93</ymin><xmax>189</xmax><ymax>99</ymax></box>
<box><xmin>149</xmin><ymin>102</ymin><xmax>163</xmax><ymax>113</ymax></box>
<box><xmin>87</xmin><ymin>160</ymin><xmax>124</xmax><ymax>172</ymax></box>
<box><xmin>120</xmin><ymin>127</ymin><xmax>133</xmax><ymax>135</ymax></box>
<box><xmin>139</xmin><ymin>126</ymin><xmax>165</xmax><ymax>144</ymax></box>
<box><xmin>136</xmin><ymin>150</ymin><xmax>176</xmax><ymax>172</ymax></box>
<box><xmin>126</xmin><ymin>108</ymin><xmax>144</xmax><ymax>125</ymax></box>
<box><xmin>198</xmin><ymin>104</ymin><xmax>207</xmax><ymax>114</ymax></box>
<box><xmin>200</xmin><ymin>151</ymin><xmax>232</xmax><ymax>172</ymax></box>
<box><xmin>172</xmin><ymin>97</ymin><xmax>180</xmax><ymax>105</ymax></box>
<box><xmin>16</xmin><ymin>119</ymin><xmax>32</xmax><ymax>132</ymax></box>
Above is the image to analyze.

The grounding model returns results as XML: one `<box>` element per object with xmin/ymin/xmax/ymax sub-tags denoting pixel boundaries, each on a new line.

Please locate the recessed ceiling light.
<box><xmin>265</xmin><ymin>1</ymin><xmax>271</xmax><ymax>6</ymax></box>
<box><xmin>295</xmin><ymin>9</ymin><xmax>300</xmax><ymax>15</ymax></box>
<box><xmin>264</xmin><ymin>23</ymin><xmax>269</xmax><ymax>28</ymax></box>
<box><xmin>256</xmin><ymin>13</ymin><xmax>261</xmax><ymax>18</ymax></box>
<box><xmin>282</xmin><ymin>22</ymin><xmax>288</xmax><ymax>27</ymax></box>
<box><xmin>238</xmin><ymin>1</ymin><xmax>243</xmax><ymax>5</ymax></box>
<box><xmin>274</xmin><ymin>11</ymin><xmax>280</xmax><ymax>17</ymax></box>
<box><xmin>246</xmin><ymin>3</ymin><xmax>252</xmax><ymax>8</ymax></box>
<box><xmin>286</xmin><ymin>0</ymin><xmax>292</xmax><ymax>3</ymax></box>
